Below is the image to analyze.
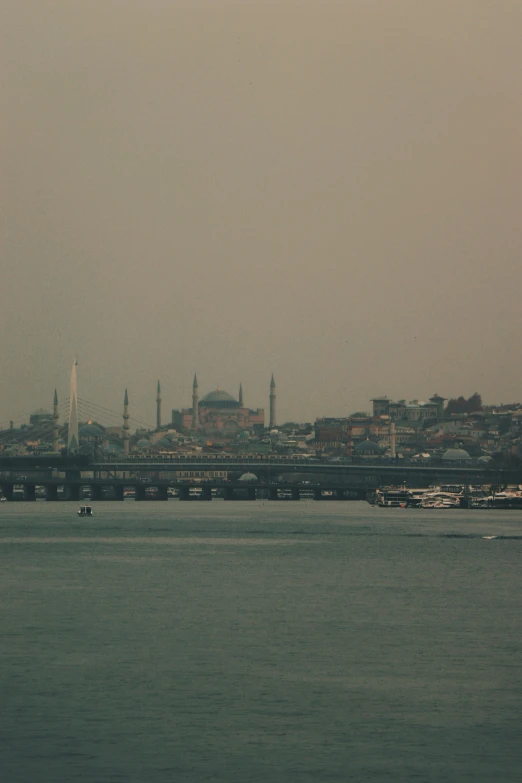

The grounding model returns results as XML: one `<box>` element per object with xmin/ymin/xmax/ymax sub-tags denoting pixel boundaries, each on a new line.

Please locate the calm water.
<box><xmin>1</xmin><ymin>501</ymin><xmax>521</xmax><ymax>782</ymax></box>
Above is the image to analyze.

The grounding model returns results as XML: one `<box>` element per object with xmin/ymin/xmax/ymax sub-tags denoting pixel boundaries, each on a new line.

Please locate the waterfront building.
<box><xmin>314</xmin><ymin>418</ymin><xmax>352</xmax><ymax>449</ymax></box>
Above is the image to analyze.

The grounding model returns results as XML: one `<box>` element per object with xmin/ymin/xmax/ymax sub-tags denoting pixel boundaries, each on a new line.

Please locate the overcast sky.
<box><xmin>3</xmin><ymin>0</ymin><xmax>521</xmax><ymax>430</ymax></box>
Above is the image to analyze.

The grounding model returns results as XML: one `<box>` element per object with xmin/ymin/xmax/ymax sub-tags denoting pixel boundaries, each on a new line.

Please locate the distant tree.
<box><xmin>446</xmin><ymin>396</ymin><xmax>467</xmax><ymax>415</ymax></box>
<box><xmin>446</xmin><ymin>393</ymin><xmax>483</xmax><ymax>416</ymax></box>
<box><xmin>488</xmin><ymin>451</ymin><xmax>522</xmax><ymax>482</ymax></box>
<box><xmin>467</xmin><ymin>392</ymin><xmax>483</xmax><ymax>412</ymax></box>
<box><xmin>281</xmin><ymin>422</ymin><xmax>312</xmax><ymax>432</ymax></box>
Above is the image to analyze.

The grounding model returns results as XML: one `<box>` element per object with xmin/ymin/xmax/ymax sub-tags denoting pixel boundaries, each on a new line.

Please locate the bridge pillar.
<box><xmin>247</xmin><ymin>487</ymin><xmax>256</xmax><ymax>501</ymax></box>
<box><xmin>179</xmin><ymin>486</ymin><xmax>190</xmax><ymax>501</ymax></box>
<box><xmin>291</xmin><ymin>487</ymin><xmax>300</xmax><ymax>501</ymax></box>
<box><xmin>201</xmin><ymin>486</ymin><xmax>212</xmax><ymax>501</ymax></box>
<box><xmin>66</xmin><ymin>484</ymin><xmax>81</xmax><ymax>501</ymax></box>
<box><xmin>45</xmin><ymin>484</ymin><xmax>58</xmax><ymax>501</ymax></box>
<box><xmin>268</xmin><ymin>487</ymin><xmax>278</xmax><ymax>501</ymax></box>
<box><xmin>1</xmin><ymin>484</ymin><xmax>14</xmax><ymax>501</ymax></box>
<box><xmin>24</xmin><ymin>484</ymin><xmax>36</xmax><ymax>501</ymax></box>
<box><xmin>135</xmin><ymin>485</ymin><xmax>147</xmax><ymax>501</ymax></box>
<box><xmin>90</xmin><ymin>485</ymin><xmax>103</xmax><ymax>501</ymax></box>
<box><xmin>114</xmin><ymin>485</ymin><xmax>125</xmax><ymax>501</ymax></box>
<box><xmin>313</xmin><ymin>489</ymin><xmax>323</xmax><ymax>500</ymax></box>
<box><xmin>224</xmin><ymin>487</ymin><xmax>235</xmax><ymax>501</ymax></box>
<box><xmin>156</xmin><ymin>486</ymin><xmax>168</xmax><ymax>501</ymax></box>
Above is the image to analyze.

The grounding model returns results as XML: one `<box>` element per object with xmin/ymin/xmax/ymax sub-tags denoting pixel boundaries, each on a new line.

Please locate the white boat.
<box><xmin>374</xmin><ymin>484</ymin><xmax>469</xmax><ymax>510</ymax></box>
<box><xmin>375</xmin><ymin>488</ymin><xmax>409</xmax><ymax>507</ymax></box>
<box><xmin>418</xmin><ymin>487</ymin><xmax>463</xmax><ymax>509</ymax></box>
<box><xmin>78</xmin><ymin>505</ymin><xmax>93</xmax><ymax>517</ymax></box>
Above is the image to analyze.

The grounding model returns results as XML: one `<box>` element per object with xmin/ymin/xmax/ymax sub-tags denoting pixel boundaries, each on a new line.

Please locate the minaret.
<box><xmin>192</xmin><ymin>373</ymin><xmax>199</xmax><ymax>430</ymax></box>
<box><xmin>52</xmin><ymin>389</ymin><xmax>59</xmax><ymax>452</ymax></box>
<box><xmin>156</xmin><ymin>380</ymin><xmax>162</xmax><ymax>430</ymax></box>
<box><xmin>390</xmin><ymin>421</ymin><xmax>396</xmax><ymax>459</ymax></box>
<box><xmin>269</xmin><ymin>374</ymin><xmax>276</xmax><ymax>429</ymax></box>
<box><xmin>67</xmin><ymin>359</ymin><xmax>79</xmax><ymax>453</ymax></box>
<box><xmin>123</xmin><ymin>389</ymin><xmax>130</xmax><ymax>457</ymax></box>
<box><xmin>238</xmin><ymin>383</ymin><xmax>244</xmax><ymax>407</ymax></box>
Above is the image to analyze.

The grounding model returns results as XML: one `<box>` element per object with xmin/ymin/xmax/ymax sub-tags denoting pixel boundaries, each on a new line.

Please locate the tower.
<box><xmin>429</xmin><ymin>393</ymin><xmax>447</xmax><ymax>420</ymax></box>
<box><xmin>269</xmin><ymin>374</ymin><xmax>276</xmax><ymax>429</ymax></box>
<box><xmin>156</xmin><ymin>380</ymin><xmax>162</xmax><ymax>430</ymax></box>
<box><xmin>390</xmin><ymin>421</ymin><xmax>396</xmax><ymax>459</ymax></box>
<box><xmin>123</xmin><ymin>389</ymin><xmax>130</xmax><ymax>457</ymax></box>
<box><xmin>192</xmin><ymin>373</ymin><xmax>199</xmax><ymax>430</ymax></box>
<box><xmin>67</xmin><ymin>359</ymin><xmax>79</xmax><ymax>453</ymax></box>
<box><xmin>238</xmin><ymin>383</ymin><xmax>244</xmax><ymax>407</ymax></box>
<box><xmin>52</xmin><ymin>389</ymin><xmax>59</xmax><ymax>452</ymax></box>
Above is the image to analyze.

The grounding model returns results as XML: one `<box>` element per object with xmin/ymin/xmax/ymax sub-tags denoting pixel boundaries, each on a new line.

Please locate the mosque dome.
<box><xmin>442</xmin><ymin>447</ymin><xmax>471</xmax><ymax>461</ymax></box>
<box><xmin>200</xmin><ymin>389</ymin><xmax>239</xmax><ymax>407</ymax></box>
<box><xmin>354</xmin><ymin>439</ymin><xmax>382</xmax><ymax>453</ymax></box>
<box><xmin>238</xmin><ymin>472</ymin><xmax>258</xmax><ymax>482</ymax></box>
<box><xmin>135</xmin><ymin>438</ymin><xmax>151</xmax><ymax>449</ymax></box>
<box><xmin>79</xmin><ymin>423</ymin><xmax>105</xmax><ymax>439</ymax></box>
<box><xmin>154</xmin><ymin>437</ymin><xmax>172</xmax><ymax>449</ymax></box>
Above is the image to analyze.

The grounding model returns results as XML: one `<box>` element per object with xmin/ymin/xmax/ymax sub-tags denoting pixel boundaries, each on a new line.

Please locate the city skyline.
<box><xmin>3</xmin><ymin>5</ymin><xmax>521</xmax><ymax>779</ymax></box>
<box><xmin>0</xmin><ymin>363</ymin><xmax>517</xmax><ymax>434</ymax></box>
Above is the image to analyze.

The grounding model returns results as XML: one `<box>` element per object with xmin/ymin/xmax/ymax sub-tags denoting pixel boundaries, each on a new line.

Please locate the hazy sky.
<box><xmin>3</xmin><ymin>0</ymin><xmax>522</xmax><ymax>429</ymax></box>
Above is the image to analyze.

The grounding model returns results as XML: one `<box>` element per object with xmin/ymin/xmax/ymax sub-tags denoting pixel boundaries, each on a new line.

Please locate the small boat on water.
<box><xmin>78</xmin><ymin>505</ymin><xmax>93</xmax><ymax>517</ymax></box>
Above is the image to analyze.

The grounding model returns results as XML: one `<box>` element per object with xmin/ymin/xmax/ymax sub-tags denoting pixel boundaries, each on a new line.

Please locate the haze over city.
<box><xmin>4</xmin><ymin>0</ymin><xmax>521</xmax><ymax>427</ymax></box>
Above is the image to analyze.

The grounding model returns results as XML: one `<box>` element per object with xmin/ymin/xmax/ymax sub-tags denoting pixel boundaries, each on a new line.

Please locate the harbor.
<box><xmin>373</xmin><ymin>485</ymin><xmax>522</xmax><ymax>509</ymax></box>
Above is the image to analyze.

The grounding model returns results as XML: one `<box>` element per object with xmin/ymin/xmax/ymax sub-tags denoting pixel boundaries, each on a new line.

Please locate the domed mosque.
<box><xmin>172</xmin><ymin>374</ymin><xmax>276</xmax><ymax>435</ymax></box>
<box><xmin>442</xmin><ymin>447</ymin><xmax>472</xmax><ymax>462</ymax></box>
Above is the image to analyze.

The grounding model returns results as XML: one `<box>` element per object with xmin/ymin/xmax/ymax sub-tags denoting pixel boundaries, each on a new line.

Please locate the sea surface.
<box><xmin>1</xmin><ymin>501</ymin><xmax>521</xmax><ymax>783</ymax></box>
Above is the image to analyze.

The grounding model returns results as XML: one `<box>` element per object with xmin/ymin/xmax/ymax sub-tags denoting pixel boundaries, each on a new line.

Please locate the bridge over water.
<box><xmin>0</xmin><ymin>455</ymin><xmax>516</xmax><ymax>501</ymax></box>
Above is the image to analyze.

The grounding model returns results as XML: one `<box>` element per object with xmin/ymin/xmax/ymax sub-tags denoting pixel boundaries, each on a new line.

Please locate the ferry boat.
<box><xmin>375</xmin><ymin>488</ymin><xmax>409</xmax><ymax>507</ymax></box>
<box><xmin>419</xmin><ymin>495</ymin><xmax>460</xmax><ymax>509</ymax></box>
<box><xmin>375</xmin><ymin>485</ymin><xmax>464</xmax><ymax>509</ymax></box>
<box><xmin>78</xmin><ymin>505</ymin><xmax>93</xmax><ymax>517</ymax></box>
